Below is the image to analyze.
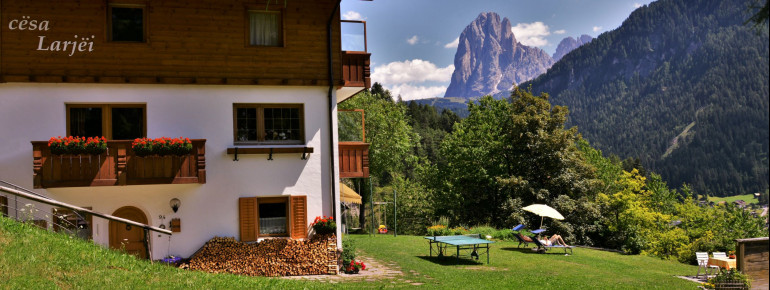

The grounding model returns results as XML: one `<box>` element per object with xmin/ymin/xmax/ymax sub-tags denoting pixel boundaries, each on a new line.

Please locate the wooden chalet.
<box><xmin>0</xmin><ymin>0</ymin><xmax>371</xmax><ymax>261</ymax></box>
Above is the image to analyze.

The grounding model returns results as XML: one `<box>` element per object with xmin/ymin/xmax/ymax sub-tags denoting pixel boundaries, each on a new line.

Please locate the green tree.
<box><xmin>746</xmin><ymin>0</ymin><xmax>769</xmax><ymax>27</ymax></box>
<box><xmin>435</xmin><ymin>88</ymin><xmax>599</xmax><ymax>242</ymax></box>
<box><xmin>339</xmin><ymin>89</ymin><xmax>419</xmax><ymax>230</ymax></box>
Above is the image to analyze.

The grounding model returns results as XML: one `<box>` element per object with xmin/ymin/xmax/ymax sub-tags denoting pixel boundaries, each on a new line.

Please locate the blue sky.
<box><xmin>341</xmin><ymin>0</ymin><xmax>655</xmax><ymax>100</ymax></box>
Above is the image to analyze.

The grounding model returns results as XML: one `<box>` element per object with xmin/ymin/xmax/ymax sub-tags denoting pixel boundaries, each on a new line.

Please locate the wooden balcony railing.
<box><xmin>341</xmin><ymin>51</ymin><xmax>371</xmax><ymax>89</ymax></box>
<box><xmin>339</xmin><ymin>141</ymin><xmax>369</xmax><ymax>178</ymax></box>
<box><xmin>31</xmin><ymin>140</ymin><xmax>206</xmax><ymax>188</ymax></box>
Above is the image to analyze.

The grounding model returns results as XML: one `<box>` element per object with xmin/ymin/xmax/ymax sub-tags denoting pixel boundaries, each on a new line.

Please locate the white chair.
<box><xmin>696</xmin><ymin>252</ymin><xmax>711</xmax><ymax>278</ymax></box>
<box><xmin>709</xmin><ymin>252</ymin><xmax>726</xmax><ymax>274</ymax></box>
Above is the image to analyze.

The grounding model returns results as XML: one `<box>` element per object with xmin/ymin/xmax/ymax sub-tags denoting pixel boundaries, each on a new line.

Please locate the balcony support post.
<box><xmin>116</xmin><ymin>143</ymin><xmax>127</xmax><ymax>186</ymax></box>
<box><xmin>32</xmin><ymin>143</ymin><xmax>44</xmax><ymax>188</ymax></box>
<box><xmin>196</xmin><ymin>141</ymin><xmax>206</xmax><ymax>183</ymax></box>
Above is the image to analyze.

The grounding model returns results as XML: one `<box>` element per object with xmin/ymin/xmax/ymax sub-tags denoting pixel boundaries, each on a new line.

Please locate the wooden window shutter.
<box><xmin>289</xmin><ymin>195</ymin><xmax>307</xmax><ymax>239</ymax></box>
<box><xmin>0</xmin><ymin>195</ymin><xmax>7</xmax><ymax>217</ymax></box>
<box><xmin>238</xmin><ymin>197</ymin><xmax>258</xmax><ymax>242</ymax></box>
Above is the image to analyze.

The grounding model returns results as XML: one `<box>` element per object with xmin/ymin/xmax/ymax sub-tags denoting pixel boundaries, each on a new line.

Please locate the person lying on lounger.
<box><xmin>539</xmin><ymin>234</ymin><xmax>568</xmax><ymax>246</ymax></box>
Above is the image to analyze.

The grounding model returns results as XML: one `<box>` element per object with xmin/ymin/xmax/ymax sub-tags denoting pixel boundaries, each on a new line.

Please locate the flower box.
<box><xmin>32</xmin><ymin>139</ymin><xmax>207</xmax><ymax>188</ymax></box>
<box><xmin>49</xmin><ymin>136</ymin><xmax>107</xmax><ymax>155</ymax></box>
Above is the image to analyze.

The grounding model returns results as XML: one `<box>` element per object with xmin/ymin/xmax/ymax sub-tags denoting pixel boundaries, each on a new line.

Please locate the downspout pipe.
<box><xmin>327</xmin><ymin>0</ymin><xmax>341</xmax><ymax>219</ymax></box>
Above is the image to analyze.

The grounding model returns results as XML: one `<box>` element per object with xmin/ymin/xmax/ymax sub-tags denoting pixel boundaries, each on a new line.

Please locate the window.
<box><xmin>108</xmin><ymin>4</ymin><xmax>146</xmax><ymax>42</ymax></box>
<box><xmin>67</xmin><ymin>104</ymin><xmax>146</xmax><ymax>140</ymax></box>
<box><xmin>53</xmin><ymin>207</ymin><xmax>93</xmax><ymax>240</ymax></box>
<box><xmin>258</xmin><ymin>197</ymin><xmax>288</xmax><ymax>236</ymax></box>
<box><xmin>239</xmin><ymin>196</ymin><xmax>307</xmax><ymax>241</ymax></box>
<box><xmin>233</xmin><ymin>104</ymin><xmax>303</xmax><ymax>144</ymax></box>
<box><xmin>248</xmin><ymin>10</ymin><xmax>283</xmax><ymax>46</ymax></box>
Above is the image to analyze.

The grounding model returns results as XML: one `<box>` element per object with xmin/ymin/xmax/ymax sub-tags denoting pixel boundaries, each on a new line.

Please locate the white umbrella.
<box><xmin>522</xmin><ymin>204</ymin><xmax>564</xmax><ymax>229</ymax></box>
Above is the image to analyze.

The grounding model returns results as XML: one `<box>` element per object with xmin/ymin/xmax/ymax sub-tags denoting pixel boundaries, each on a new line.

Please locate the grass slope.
<box><xmin>706</xmin><ymin>194</ymin><xmax>760</xmax><ymax>205</ymax></box>
<box><xmin>349</xmin><ymin>234</ymin><xmax>700</xmax><ymax>289</ymax></box>
<box><xmin>1</xmin><ymin>216</ymin><xmax>701</xmax><ymax>289</ymax></box>
<box><xmin>0</xmin><ymin>217</ymin><xmax>317</xmax><ymax>289</ymax></box>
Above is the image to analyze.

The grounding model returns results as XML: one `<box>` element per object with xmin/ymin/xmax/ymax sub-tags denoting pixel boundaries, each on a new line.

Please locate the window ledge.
<box><xmin>227</xmin><ymin>146</ymin><xmax>313</xmax><ymax>161</ymax></box>
<box><xmin>231</xmin><ymin>144</ymin><xmax>307</xmax><ymax>148</ymax></box>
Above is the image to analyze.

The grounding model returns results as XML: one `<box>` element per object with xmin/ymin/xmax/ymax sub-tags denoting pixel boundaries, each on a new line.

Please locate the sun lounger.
<box><xmin>511</xmin><ymin>224</ymin><xmax>534</xmax><ymax>248</ymax></box>
<box><xmin>532</xmin><ymin>237</ymin><xmax>574</xmax><ymax>254</ymax></box>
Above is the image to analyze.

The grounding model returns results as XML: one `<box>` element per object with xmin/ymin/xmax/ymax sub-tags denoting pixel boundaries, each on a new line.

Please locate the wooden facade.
<box><xmin>31</xmin><ymin>139</ymin><xmax>206</xmax><ymax>188</ymax></box>
<box><xmin>0</xmin><ymin>0</ymin><xmax>370</xmax><ymax>88</ymax></box>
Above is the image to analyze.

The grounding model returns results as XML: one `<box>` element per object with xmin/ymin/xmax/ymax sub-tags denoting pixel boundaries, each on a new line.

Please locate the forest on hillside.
<box><xmin>524</xmin><ymin>0</ymin><xmax>769</xmax><ymax>196</ymax></box>
<box><xmin>338</xmin><ymin>84</ymin><xmax>767</xmax><ymax>265</ymax></box>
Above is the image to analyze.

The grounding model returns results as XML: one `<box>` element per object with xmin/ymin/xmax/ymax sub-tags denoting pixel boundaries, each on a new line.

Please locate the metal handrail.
<box><xmin>0</xmin><ymin>185</ymin><xmax>171</xmax><ymax>235</ymax></box>
<box><xmin>0</xmin><ymin>180</ymin><xmax>50</xmax><ymax>199</ymax></box>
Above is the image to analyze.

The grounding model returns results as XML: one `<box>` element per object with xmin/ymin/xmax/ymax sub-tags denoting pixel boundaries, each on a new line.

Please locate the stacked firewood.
<box><xmin>187</xmin><ymin>234</ymin><xmax>336</xmax><ymax>276</ymax></box>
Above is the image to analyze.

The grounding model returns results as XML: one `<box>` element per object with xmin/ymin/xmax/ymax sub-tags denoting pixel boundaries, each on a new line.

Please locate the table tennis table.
<box><xmin>424</xmin><ymin>235</ymin><xmax>495</xmax><ymax>264</ymax></box>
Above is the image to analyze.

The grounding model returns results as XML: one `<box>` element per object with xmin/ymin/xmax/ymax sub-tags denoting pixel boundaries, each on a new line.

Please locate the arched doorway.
<box><xmin>109</xmin><ymin>206</ymin><xmax>148</xmax><ymax>259</ymax></box>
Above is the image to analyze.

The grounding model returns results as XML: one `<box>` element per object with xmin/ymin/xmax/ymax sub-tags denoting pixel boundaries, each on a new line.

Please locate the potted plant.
<box><xmin>345</xmin><ymin>260</ymin><xmax>366</xmax><ymax>274</ymax></box>
<box><xmin>311</xmin><ymin>216</ymin><xmax>336</xmax><ymax>235</ymax></box>
<box><xmin>728</xmin><ymin>250</ymin><xmax>736</xmax><ymax>259</ymax></box>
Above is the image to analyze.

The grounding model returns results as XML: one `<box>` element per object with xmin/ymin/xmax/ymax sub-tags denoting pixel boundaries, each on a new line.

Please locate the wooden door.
<box><xmin>109</xmin><ymin>206</ymin><xmax>148</xmax><ymax>259</ymax></box>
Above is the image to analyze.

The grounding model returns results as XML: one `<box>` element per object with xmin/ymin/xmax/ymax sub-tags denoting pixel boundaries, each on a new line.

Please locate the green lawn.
<box><xmin>349</xmin><ymin>234</ymin><xmax>699</xmax><ymax>289</ymax></box>
<box><xmin>1</xmin><ymin>216</ymin><xmax>702</xmax><ymax>289</ymax></box>
<box><xmin>706</xmin><ymin>194</ymin><xmax>759</xmax><ymax>205</ymax></box>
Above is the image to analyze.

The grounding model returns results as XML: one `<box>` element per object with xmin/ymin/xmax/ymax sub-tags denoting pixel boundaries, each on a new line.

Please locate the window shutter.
<box><xmin>290</xmin><ymin>195</ymin><xmax>307</xmax><ymax>239</ymax></box>
<box><xmin>0</xmin><ymin>196</ymin><xmax>7</xmax><ymax>217</ymax></box>
<box><xmin>238</xmin><ymin>197</ymin><xmax>257</xmax><ymax>242</ymax></box>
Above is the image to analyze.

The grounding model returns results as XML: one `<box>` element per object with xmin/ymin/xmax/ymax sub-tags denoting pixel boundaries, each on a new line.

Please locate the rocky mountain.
<box><xmin>524</xmin><ymin>0</ymin><xmax>769</xmax><ymax>195</ymax></box>
<box><xmin>443</xmin><ymin>12</ymin><xmax>554</xmax><ymax>99</ymax></box>
<box><xmin>552</xmin><ymin>35</ymin><xmax>593</xmax><ymax>61</ymax></box>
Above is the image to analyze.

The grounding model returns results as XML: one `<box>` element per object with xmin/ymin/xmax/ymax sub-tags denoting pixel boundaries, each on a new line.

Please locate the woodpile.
<box><xmin>187</xmin><ymin>234</ymin><xmax>337</xmax><ymax>277</ymax></box>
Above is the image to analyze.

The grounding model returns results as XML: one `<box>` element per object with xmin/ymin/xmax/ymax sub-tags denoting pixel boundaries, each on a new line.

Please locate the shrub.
<box><xmin>449</xmin><ymin>226</ymin><xmax>469</xmax><ymax>235</ymax></box>
<box><xmin>492</xmin><ymin>229</ymin><xmax>515</xmax><ymax>240</ymax></box>
<box><xmin>426</xmin><ymin>225</ymin><xmax>448</xmax><ymax>236</ymax></box>
<box><xmin>341</xmin><ymin>236</ymin><xmax>356</xmax><ymax>266</ymax></box>
<box><xmin>468</xmin><ymin>225</ymin><xmax>496</xmax><ymax>238</ymax></box>
<box><xmin>706</xmin><ymin>269</ymin><xmax>751</xmax><ymax>289</ymax></box>
<box><xmin>437</xmin><ymin>216</ymin><xmax>450</xmax><ymax>227</ymax></box>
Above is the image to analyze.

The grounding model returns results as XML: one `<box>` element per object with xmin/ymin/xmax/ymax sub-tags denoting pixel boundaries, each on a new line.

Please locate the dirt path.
<box><xmin>281</xmin><ymin>254</ymin><xmax>428</xmax><ymax>285</ymax></box>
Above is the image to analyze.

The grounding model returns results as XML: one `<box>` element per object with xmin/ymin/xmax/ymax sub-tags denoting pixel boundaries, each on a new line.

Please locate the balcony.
<box><xmin>339</xmin><ymin>142</ymin><xmax>370</xmax><ymax>178</ymax></box>
<box><xmin>338</xmin><ymin>20</ymin><xmax>371</xmax><ymax>103</ymax></box>
<box><xmin>338</xmin><ymin>109</ymin><xmax>369</xmax><ymax>178</ymax></box>
<box><xmin>31</xmin><ymin>140</ymin><xmax>206</xmax><ymax>188</ymax></box>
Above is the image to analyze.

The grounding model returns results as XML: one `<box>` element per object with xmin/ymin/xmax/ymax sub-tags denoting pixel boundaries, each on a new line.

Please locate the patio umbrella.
<box><xmin>522</xmin><ymin>204</ymin><xmax>564</xmax><ymax>229</ymax></box>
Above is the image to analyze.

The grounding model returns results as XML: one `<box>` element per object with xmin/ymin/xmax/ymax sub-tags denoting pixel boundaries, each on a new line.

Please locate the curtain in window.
<box><xmin>249</xmin><ymin>11</ymin><xmax>280</xmax><ymax>46</ymax></box>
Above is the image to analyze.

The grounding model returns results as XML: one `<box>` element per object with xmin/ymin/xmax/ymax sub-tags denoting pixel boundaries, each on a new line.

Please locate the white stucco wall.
<box><xmin>0</xmin><ymin>82</ymin><xmax>340</xmax><ymax>259</ymax></box>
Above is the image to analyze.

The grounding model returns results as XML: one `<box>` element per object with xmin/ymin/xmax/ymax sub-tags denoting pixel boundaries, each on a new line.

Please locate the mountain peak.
<box><xmin>444</xmin><ymin>12</ymin><xmax>553</xmax><ymax>99</ymax></box>
<box><xmin>552</xmin><ymin>34</ymin><xmax>593</xmax><ymax>61</ymax></box>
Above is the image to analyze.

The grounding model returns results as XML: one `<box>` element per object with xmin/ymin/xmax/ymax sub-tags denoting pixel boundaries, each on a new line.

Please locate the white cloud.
<box><xmin>444</xmin><ymin>37</ymin><xmax>459</xmax><ymax>49</ymax></box>
<box><xmin>554</xmin><ymin>29</ymin><xmax>566</xmax><ymax>35</ymax></box>
<box><xmin>593</xmin><ymin>26</ymin><xmax>603</xmax><ymax>32</ymax></box>
<box><xmin>371</xmin><ymin>59</ymin><xmax>455</xmax><ymax>100</ymax></box>
<box><xmin>371</xmin><ymin>59</ymin><xmax>454</xmax><ymax>84</ymax></box>
<box><xmin>634</xmin><ymin>3</ymin><xmax>643</xmax><ymax>8</ymax></box>
<box><xmin>511</xmin><ymin>21</ymin><xmax>550</xmax><ymax>47</ymax></box>
<box><xmin>388</xmin><ymin>84</ymin><xmax>448</xmax><ymax>101</ymax></box>
<box><xmin>407</xmin><ymin>35</ymin><xmax>419</xmax><ymax>45</ymax></box>
<box><xmin>342</xmin><ymin>11</ymin><xmax>364</xmax><ymax>21</ymax></box>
